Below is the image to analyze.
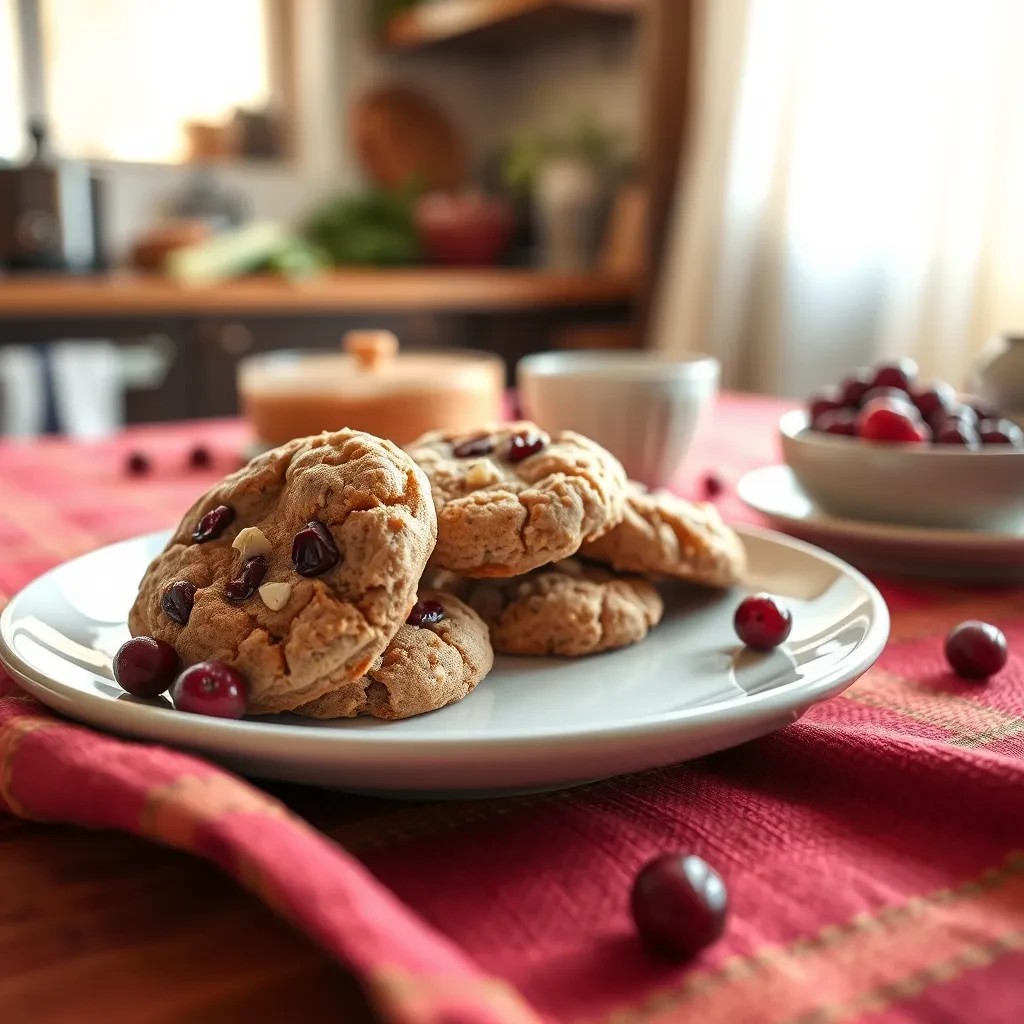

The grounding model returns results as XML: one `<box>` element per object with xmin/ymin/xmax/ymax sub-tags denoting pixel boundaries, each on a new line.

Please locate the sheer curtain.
<box><xmin>652</xmin><ymin>0</ymin><xmax>1024</xmax><ymax>397</ymax></box>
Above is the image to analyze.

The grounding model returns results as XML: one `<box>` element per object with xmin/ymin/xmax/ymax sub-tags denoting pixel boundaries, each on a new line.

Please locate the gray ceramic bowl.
<box><xmin>780</xmin><ymin>409</ymin><xmax>1024</xmax><ymax>531</ymax></box>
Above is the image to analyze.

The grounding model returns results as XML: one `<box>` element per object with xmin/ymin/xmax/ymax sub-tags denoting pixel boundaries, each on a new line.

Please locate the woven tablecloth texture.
<box><xmin>1</xmin><ymin>394</ymin><xmax>1022</xmax><ymax>1023</ymax></box>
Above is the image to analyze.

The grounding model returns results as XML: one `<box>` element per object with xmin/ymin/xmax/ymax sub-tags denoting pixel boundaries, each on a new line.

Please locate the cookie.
<box><xmin>128</xmin><ymin>430</ymin><xmax>437</xmax><ymax>714</ymax></box>
<box><xmin>454</xmin><ymin>558</ymin><xmax>663</xmax><ymax>657</ymax></box>
<box><xmin>406</xmin><ymin>421</ymin><xmax>628</xmax><ymax>578</ymax></box>
<box><xmin>580</xmin><ymin>486</ymin><xmax>745</xmax><ymax>587</ymax></box>
<box><xmin>292</xmin><ymin>590</ymin><xmax>493</xmax><ymax>720</ymax></box>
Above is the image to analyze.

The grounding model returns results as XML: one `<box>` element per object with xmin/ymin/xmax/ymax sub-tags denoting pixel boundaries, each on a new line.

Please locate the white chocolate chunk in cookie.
<box><xmin>258</xmin><ymin>581</ymin><xmax>292</xmax><ymax>611</ymax></box>
<box><xmin>232</xmin><ymin>526</ymin><xmax>271</xmax><ymax>561</ymax></box>
<box><xmin>465</xmin><ymin>459</ymin><xmax>501</xmax><ymax>490</ymax></box>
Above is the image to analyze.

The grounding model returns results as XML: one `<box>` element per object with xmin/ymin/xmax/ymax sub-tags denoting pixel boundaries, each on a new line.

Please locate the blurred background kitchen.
<box><xmin>2</xmin><ymin>0</ymin><xmax>1022</xmax><ymax>438</ymax></box>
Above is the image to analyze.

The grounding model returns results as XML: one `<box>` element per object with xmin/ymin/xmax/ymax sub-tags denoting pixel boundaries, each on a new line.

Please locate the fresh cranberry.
<box><xmin>125</xmin><ymin>451</ymin><xmax>151</xmax><ymax>476</ymax></box>
<box><xmin>407</xmin><ymin>599</ymin><xmax>445</xmax><ymax>626</ymax></box>
<box><xmin>225</xmin><ymin>555</ymin><xmax>268</xmax><ymax>603</ymax></box>
<box><xmin>979</xmin><ymin>418</ymin><xmax>1024</xmax><ymax>447</ymax></box>
<box><xmin>857</xmin><ymin>400</ymin><xmax>928</xmax><ymax>443</ymax></box>
<box><xmin>967</xmin><ymin>397</ymin><xmax>1001</xmax><ymax>421</ymax></box>
<box><xmin>814</xmin><ymin>408</ymin><xmax>858</xmax><ymax>436</ymax></box>
<box><xmin>113</xmin><ymin>637</ymin><xmax>180</xmax><ymax>697</ymax></box>
<box><xmin>933</xmin><ymin>421</ymin><xmax>980</xmax><ymax>448</ymax></box>
<box><xmin>292</xmin><ymin>520</ymin><xmax>340</xmax><ymax>576</ymax></box>
<box><xmin>839</xmin><ymin>368</ymin><xmax>874</xmax><ymax>407</ymax></box>
<box><xmin>945</xmin><ymin>621</ymin><xmax>1008</xmax><ymax>680</ymax></box>
<box><xmin>452</xmin><ymin>435</ymin><xmax>495</xmax><ymax>458</ymax></box>
<box><xmin>860</xmin><ymin>386</ymin><xmax>913</xmax><ymax>407</ymax></box>
<box><xmin>734</xmin><ymin>593</ymin><xmax>793</xmax><ymax>650</ymax></box>
<box><xmin>192</xmin><ymin>504</ymin><xmax>235</xmax><ymax>543</ymax></box>
<box><xmin>170</xmin><ymin>660</ymin><xmax>248</xmax><ymax>718</ymax></box>
<box><xmin>808</xmin><ymin>387</ymin><xmax>844</xmax><ymax>423</ymax></box>
<box><xmin>161</xmin><ymin>581</ymin><xmax>196</xmax><ymax>626</ymax></box>
<box><xmin>188</xmin><ymin>444</ymin><xmax>213</xmax><ymax>469</ymax></box>
<box><xmin>507</xmin><ymin>433</ymin><xmax>546</xmax><ymax>463</ymax></box>
<box><xmin>934</xmin><ymin>403</ymin><xmax>979</xmax><ymax>429</ymax></box>
<box><xmin>911</xmin><ymin>382</ymin><xmax>956</xmax><ymax>420</ymax></box>
<box><xmin>871</xmin><ymin>358</ymin><xmax>918</xmax><ymax>392</ymax></box>
<box><xmin>631</xmin><ymin>854</ymin><xmax>728</xmax><ymax>961</ymax></box>
<box><xmin>701</xmin><ymin>471</ymin><xmax>725</xmax><ymax>498</ymax></box>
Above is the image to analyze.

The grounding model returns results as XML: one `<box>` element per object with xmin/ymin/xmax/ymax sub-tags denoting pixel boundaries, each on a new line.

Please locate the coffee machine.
<box><xmin>0</xmin><ymin>119</ymin><xmax>106</xmax><ymax>273</ymax></box>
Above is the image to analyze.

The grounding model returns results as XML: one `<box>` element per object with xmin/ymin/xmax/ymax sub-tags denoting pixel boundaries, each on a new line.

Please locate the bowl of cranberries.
<box><xmin>780</xmin><ymin>359</ymin><xmax>1024</xmax><ymax>530</ymax></box>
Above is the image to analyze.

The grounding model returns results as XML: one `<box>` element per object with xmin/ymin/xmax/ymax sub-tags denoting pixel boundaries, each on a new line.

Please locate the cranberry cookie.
<box><xmin>293</xmin><ymin>590</ymin><xmax>492</xmax><ymax>720</ymax></box>
<box><xmin>580</xmin><ymin>486</ymin><xmax>745</xmax><ymax>587</ymax></box>
<box><xmin>128</xmin><ymin>430</ymin><xmax>437</xmax><ymax>714</ymax></box>
<box><xmin>454</xmin><ymin>559</ymin><xmax>663</xmax><ymax>657</ymax></box>
<box><xmin>406</xmin><ymin>421</ymin><xmax>628</xmax><ymax>577</ymax></box>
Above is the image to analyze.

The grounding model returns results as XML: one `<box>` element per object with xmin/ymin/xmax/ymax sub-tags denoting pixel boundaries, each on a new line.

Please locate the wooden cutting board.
<box><xmin>351</xmin><ymin>85</ymin><xmax>465</xmax><ymax>192</ymax></box>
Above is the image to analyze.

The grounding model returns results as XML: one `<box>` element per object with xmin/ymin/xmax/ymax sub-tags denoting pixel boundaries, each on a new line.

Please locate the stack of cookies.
<box><xmin>409</xmin><ymin>423</ymin><xmax>745</xmax><ymax>658</ymax></box>
<box><xmin>129</xmin><ymin>422</ymin><xmax>744</xmax><ymax>722</ymax></box>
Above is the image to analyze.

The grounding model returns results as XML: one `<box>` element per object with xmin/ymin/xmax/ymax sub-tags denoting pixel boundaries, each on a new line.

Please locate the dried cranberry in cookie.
<box><xmin>407</xmin><ymin>420</ymin><xmax>628</xmax><ymax>578</ymax></box>
<box><xmin>407</xmin><ymin>598</ymin><xmax>445</xmax><ymax>626</ymax></box>
<box><xmin>294</xmin><ymin>591</ymin><xmax>492</xmax><ymax>721</ymax></box>
<box><xmin>127</xmin><ymin>429</ymin><xmax>437</xmax><ymax>715</ymax></box>
<box><xmin>291</xmin><ymin>520</ymin><xmax>340</xmax><ymax>577</ymax></box>
<box><xmin>452</xmin><ymin>434</ymin><xmax>495</xmax><ymax>458</ymax></box>
<box><xmin>161</xmin><ymin>581</ymin><xmax>196</xmax><ymax>625</ymax></box>
<box><xmin>192</xmin><ymin>504</ymin><xmax>235</xmax><ymax>542</ymax></box>
<box><xmin>225</xmin><ymin>555</ymin><xmax>269</xmax><ymax>603</ymax></box>
<box><xmin>506</xmin><ymin>431</ymin><xmax>546</xmax><ymax>462</ymax></box>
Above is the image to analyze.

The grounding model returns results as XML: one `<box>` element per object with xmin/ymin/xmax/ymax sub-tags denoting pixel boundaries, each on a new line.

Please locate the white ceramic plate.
<box><xmin>739</xmin><ymin>465</ymin><xmax>1024</xmax><ymax>582</ymax></box>
<box><xmin>0</xmin><ymin>525</ymin><xmax>888</xmax><ymax>797</ymax></box>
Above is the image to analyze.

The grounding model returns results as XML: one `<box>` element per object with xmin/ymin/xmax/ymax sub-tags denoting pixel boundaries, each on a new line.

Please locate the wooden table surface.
<box><xmin>0</xmin><ymin>787</ymin><xmax>379</xmax><ymax>1023</ymax></box>
<box><xmin>0</xmin><ymin>269</ymin><xmax>637</xmax><ymax>319</ymax></box>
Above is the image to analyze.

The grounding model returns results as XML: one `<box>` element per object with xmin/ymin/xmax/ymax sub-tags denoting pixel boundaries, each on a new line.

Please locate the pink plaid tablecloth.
<box><xmin>1</xmin><ymin>394</ymin><xmax>1023</xmax><ymax>1023</ymax></box>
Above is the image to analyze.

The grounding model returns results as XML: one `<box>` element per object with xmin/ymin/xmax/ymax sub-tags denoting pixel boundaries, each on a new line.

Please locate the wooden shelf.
<box><xmin>382</xmin><ymin>0</ymin><xmax>643</xmax><ymax>51</ymax></box>
<box><xmin>0</xmin><ymin>269</ymin><xmax>638</xmax><ymax>319</ymax></box>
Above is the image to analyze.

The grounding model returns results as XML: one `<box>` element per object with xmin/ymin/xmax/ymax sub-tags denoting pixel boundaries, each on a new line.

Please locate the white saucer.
<box><xmin>738</xmin><ymin>465</ymin><xmax>1024</xmax><ymax>582</ymax></box>
<box><xmin>0</xmin><ymin>525</ymin><xmax>888</xmax><ymax>798</ymax></box>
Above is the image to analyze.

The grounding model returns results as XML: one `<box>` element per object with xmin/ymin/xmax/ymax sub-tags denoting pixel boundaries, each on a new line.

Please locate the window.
<box><xmin>0</xmin><ymin>0</ymin><xmax>23</xmax><ymax>160</ymax></box>
<box><xmin>3</xmin><ymin>0</ymin><xmax>280</xmax><ymax>164</ymax></box>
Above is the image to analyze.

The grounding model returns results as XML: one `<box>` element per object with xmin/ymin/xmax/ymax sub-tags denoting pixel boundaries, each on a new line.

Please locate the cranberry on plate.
<box><xmin>113</xmin><ymin>637</ymin><xmax>180</xmax><ymax>697</ymax></box>
<box><xmin>171</xmin><ymin>660</ymin><xmax>249</xmax><ymax>718</ymax></box>
<box><xmin>631</xmin><ymin>854</ymin><xmax>728</xmax><ymax>961</ymax></box>
<box><xmin>734</xmin><ymin>594</ymin><xmax>792</xmax><ymax>650</ymax></box>
<box><xmin>945</xmin><ymin>621</ymin><xmax>1008</xmax><ymax>680</ymax></box>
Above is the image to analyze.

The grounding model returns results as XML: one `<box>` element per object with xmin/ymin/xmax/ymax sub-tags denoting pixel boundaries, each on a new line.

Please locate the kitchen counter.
<box><xmin>0</xmin><ymin>269</ymin><xmax>637</xmax><ymax>318</ymax></box>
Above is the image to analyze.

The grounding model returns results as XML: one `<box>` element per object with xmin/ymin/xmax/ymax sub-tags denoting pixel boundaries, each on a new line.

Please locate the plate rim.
<box><xmin>0</xmin><ymin>523</ymin><xmax>889</xmax><ymax>756</ymax></box>
<box><xmin>738</xmin><ymin>464</ymin><xmax>1024</xmax><ymax>549</ymax></box>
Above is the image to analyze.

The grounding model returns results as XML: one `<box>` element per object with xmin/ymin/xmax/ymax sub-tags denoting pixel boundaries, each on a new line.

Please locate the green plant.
<box><xmin>502</xmin><ymin>115</ymin><xmax>623</xmax><ymax>194</ymax></box>
<box><xmin>304</xmin><ymin>189</ymin><xmax>420</xmax><ymax>267</ymax></box>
